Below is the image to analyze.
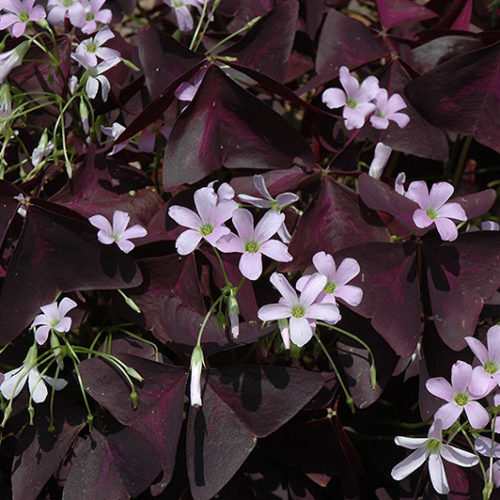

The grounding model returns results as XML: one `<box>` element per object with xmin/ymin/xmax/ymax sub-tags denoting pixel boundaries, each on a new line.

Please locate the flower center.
<box><xmin>199</xmin><ymin>223</ymin><xmax>213</xmax><ymax>236</ymax></box>
<box><xmin>346</xmin><ymin>97</ymin><xmax>357</xmax><ymax>109</ymax></box>
<box><xmin>244</xmin><ymin>241</ymin><xmax>259</xmax><ymax>253</ymax></box>
<box><xmin>454</xmin><ymin>392</ymin><xmax>469</xmax><ymax>406</ymax></box>
<box><xmin>324</xmin><ymin>282</ymin><xmax>336</xmax><ymax>294</ymax></box>
<box><xmin>374</xmin><ymin>110</ymin><xmax>386</xmax><ymax>118</ymax></box>
<box><xmin>426</xmin><ymin>438</ymin><xmax>441</xmax><ymax>453</ymax></box>
<box><xmin>271</xmin><ymin>200</ymin><xmax>280</xmax><ymax>212</ymax></box>
<box><xmin>426</xmin><ymin>208</ymin><xmax>438</xmax><ymax>220</ymax></box>
<box><xmin>19</xmin><ymin>11</ymin><xmax>30</xmax><ymax>22</ymax></box>
<box><xmin>62</xmin><ymin>0</ymin><xmax>73</xmax><ymax>6</ymax></box>
<box><xmin>484</xmin><ymin>360</ymin><xmax>499</xmax><ymax>375</ymax></box>
<box><xmin>86</xmin><ymin>12</ymin><xmax>95</xmax><ymax>20</ymax></box>
<box><xmin>173</xmin><ymin>0</ymin><xmax>185</xmax><ymax>6</ymax></box>
<box><xmin>291</xmin><ymin>305</ymin><xmax>305</xmax><ymax>318</ymax></box>
<box><xmin>86</xmin><ymin>42</ymin><xmax>97</xmax><ymax>53</ymax></box>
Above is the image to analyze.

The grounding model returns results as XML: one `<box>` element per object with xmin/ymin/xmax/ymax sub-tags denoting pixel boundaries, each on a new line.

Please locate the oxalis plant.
<box><xmin>0</xmin><ymin>0</ymin><xmax>499</xmax><ymax>498</ymax></box>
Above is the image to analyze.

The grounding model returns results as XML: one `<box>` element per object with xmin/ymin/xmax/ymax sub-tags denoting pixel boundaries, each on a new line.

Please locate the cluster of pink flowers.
<box><xmin>47</xmin><ymin>0</ymin><xmax>111</xmax><ymax>33</ymax></box>
<box><xmin>392</xmin><ymin>325</ymin><xmax>500</xmax><ymax>494</ymax></box>
<box><xmin>322</xmin><ymin>66</ymin><xmax>410</xmax><ymax>131</ymax></box>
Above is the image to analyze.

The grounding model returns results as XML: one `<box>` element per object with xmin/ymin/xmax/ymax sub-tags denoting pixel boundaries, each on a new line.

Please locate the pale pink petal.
<box><xmin>47</xmin><ymin>5</ymin><xmax>66</xmax><ymax>24</ymax></box>
<box><xmin>289</xmin><ymin>317</ymin><xmax>314</xmax><ymax>347</ymax></box>
<box><xmin>96</xmin><ymin>47</ymin><xmax>120</xmax><ymax>62</ymax></box>
<box><xmin>277</xmin><ymin>222</ymin><xmax>292</xmax><ymax>244</ymax></box>
<box><xmin>369</xmin><ymin>115</ymin><xmax>389</xmax><ymax>130</ymax></box>
<box><xmin>312</xmin><ymin>251</ymin><xmax>336</xmax><ymax>280</ymax></box>
<box><xmin>368</xmin><ymin>142</ymin><xmax>392</xmax><ymax>178</ymax></box>
<box><xmin>270</xmin><ymin>272</ymin><xmax>298</xmax><ymax>306</ymax></box>
<box><xmin>28</xmin><ymin>368</ymin><xmax>48</xmax><ymax>403</ymax></box>
<box><xmin>112</xmin><ymin>210</ymin><xmax>130</xmax><ymax>235</ymax></box>
<box><xmin>334</xmin><ymin>258</ymin><xmax>360</xmax><ymax>286</ymax></box>
<box><xmin>428</xmin><ymin>454</ymin><xmax>449</xmax><ymax>495</ymax></box>
<box><xmin>204</xmin><ymin>225</ymin><xmax>229</xmax><ymax>246</ymax></box>
<box><xmin>391</xmin><ymin>446</ymin><xmax>428</xmax><ymax>481</ymax></box>
<box><xmin>1</xmin><ymin>367</ymin><xmax>27</xmax><ymax>399</ymax></box>
<box><xmin>239</xmin><ymin>252</ymin><xmax>262</xmax><ymax>281</ymax></box>
<box><xmin>175</xmin><ymin>229</ymin><xmax>202</xmax><ymax>255</ymax></box>
<box><xmin>335</xmin><ymin>285</ymin><xmax>363</xmax><ymax>307</ymax></box>
<box><xmin>343</xmin><ymin>106</ymin><xmax>366</xmax><ymax>130</ymax></box>
<box><xmin>213</xmin><ymin>199</ymin><xmax>238</xmax><ymax>226</ymax></box>
<box><xmin>194</xmin><ymin>187</ymin><xmax>216</xmax><ymax>222</ymax></box>
<box><xmin>39</xmin><ymin>302</ymin><xmax>60</xmax><ymax>322</ymax></box>
<box><xmin>1</xmin><ymin>0</ymin><xmax>23</xmax><ymax>13</ymax></box>
<box><xmin>426</xmin><ymin>377</ymin><xmax>454</xmax><ymax>402</ymax></box>
<box><xmin>54</xmin><ymin>317</ymin><xmax>72</xmax><ymax>333</ymax></box>
<box><xmin>300</xmin><ymin>273</ymin><xmax>327</xmax><ymax>307</ymax></box>
<box><xmin>475</xmin><ymin>437</ymin><xmax>500</xmax><ymax>459</ymax></box>
<box><xmin>307</xmin><ymin>303</ymin><xmax>340</xmax><ymax>323</ymax></box>
<box><xmin>121</xmin><ymin>224</ymin><xmax>148</xmax><ymax>241</ymax></box>
<box><xmin>259</xmin><ymin>239</ymin><xmax>292</xmax><ymax>262</ymax></box>
<box><xmin>215</xmin><ymin>233</ymin><xmax>243</xmax><ymax>253</ymax></box>
<box><xmin>232</xmin><ymin>208</ymin><xmax>254</xmax><ymax>242</ymax></box>
<box><xmin>322</xmin><ymin>88</ymin><xmax>346</xmax><ymax>109</ymax></box>
<box><xmin>168</xmin><ymin>205</ymin><xmax>201</xmax><ymax>230</ymax></box>
<box><xmin>492</xmin><ymin>461</ymin><xmax>500</xmax><ymax>487</ymax></box>
<box><xmin>488</xmin><ymin>326</ymin><xmax>500</xmax><ymax>361</ymax></box>
<box><xmin>174</xmin><ymin>5</ymin><xmax>193</xmax><ymax>31</ymax></box>
<box><xmin>357</xmin><ymin>75</ymin><xmax>380</xmax><ymax>102</ymax></box>
<box><xmin>468</xmin><ymin>366</ymin><xmax>494</xmax><ymax>398</ymax></box>
<box><xmin>42</xmin><ymin>374</ymin><xmax>67</xmax><ymax>391</ymax></box>
<box><xmin>434</xmin><ymin>403</ymin><xmax>463</xmax><ymax>429</ymax></box>
<box><xmin>238</xmin><ymin>194</ymin><xmax>272</xmax><ymax>209</ymax></box>
<box><xmin>434</xmin><ymin>218</ymin><xmax>458</xmax><ymax>241</ymax></box>
<box><xmin>0</xmin><ymin>14</ymin><xmax>18</xmax><ymax>30</ymax></box>
<box><xmin>440</xmin><ymin>444</ymin><xmax>479</xmax><ymax>467</ymax></box>
<box><xmin>394</xmin><ymin>436</ymin><xmax>428</xmax><ymax>449</ymax></box>
<box><xmin>253</xmin><ymin>174</ymin><xmax>272</xmax><ymax>200</ymax></box>
<box><xmin>386</xmin><ymin>93</ymin><xmax>407</xmax><ymax>114</ymax></box>
<box><xmin>429</xmin><ymin>182</ymin><xmax>454</xmax><ymax>209</ymax></box>
<box><xmin>464</xmin><ymin>400</ymin><xmax>489</xmax><ymax>429</ymax></box>
<box><xmin>279</xmin><ymin>321</ymin><xmax>290</xmax><ymax>349</ymax></box>
<box><xmin>58</xmin><ymin>297</ymin><xmax>77</xmax><ymax>317</ymax></box>
<box><xmin>437</xmin><ymin>202</ymin><xmax>467</xmax><ymax>221</ymax></box>
<box><xmin>35</xmin><ymin>325</ymin><xmax>51</xmax><ymax>345</ymax></box>
<box><xmin>390</xmin><ymin>112</ymin><xmax>410</xmax><ymax>129</ymax></box>
<box><xmin>276</xmin><ymin>192</ymin><xmax>298</xmax><ymax>207</ymax></box>
<box><xmin>116</xmin><ymin>239</ymin><xmax>135</xmax><ymax>254</ymax></box>
<box><xmin>97</xmin><ymin>74</ymin><xmax>110</xmax><ymax>100</ymax></box>
<box><xmin>464</xmin><ymin>336</ymin><xmax>488</xmax><ymax>364</ymax></box>
<box><xmin>31</xmin><ymin>313</ymin><xmax>49</xmax><ymax>328</ymax></box>
<box><xmin>30</xmin><ymin>4</ymin><xmax>46</xmax><ymax>21</ymax></box>
<box><xmin>97</xmin><ymin>232</ymin><xmax>115</xmax><ymax>245</ymax></box>
<box><xmin>258</xmin><ymin>303</ymin><xmax>291</xmax><ymax>322</ymax></box>
<box><xmin>12</xmin><ymin>21</ymin><xmax>27</xmax><ymax>38</ymax></box>
<box><xmin>451</xmin><ymin>361</ymin><xmax>472</xmax><ymax>392</ymax></box>
<box><xmin>86</xmin><ymin>76</ymin><xmax>99</xmax><ymax>99</ymax></box>
<box><xmin>94</xmin><ymin>26</ymin><xmax>114</xmax><ymax>45</ymax></box>
<box><xmin>338</xmin><ymin>66</ymin><xmax>358</xmax><ymax>97</ymax></box>
<box><xmin>295</xmin><ymin>274</ymin><xmax>311</xmax><ymax>293</ymax></box>
<box><xmin>406</xmin><ymin>181</ymin><xmax>429</xmax><ymax>208</ymax></box>
<box><xmin>395</xmin><ymin>172</ymin><xmax>406</xmax><ymax>195</ymax></box>
<box><xmin>254</xmin><ymin>211</ymin><xmax>284</xmax><ymax>242</ymax></box>
<box><xmin>413</xmin><ymin>208</ymin><xmax>433</xmax><ymax>228</ymax></box>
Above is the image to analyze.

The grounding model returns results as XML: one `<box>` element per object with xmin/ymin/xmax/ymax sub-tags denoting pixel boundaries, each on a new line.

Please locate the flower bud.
<box><xmin>190</xmin><ymin>344</ymin><xmax>205</xmax><ymax>407</ymax></box>
<box><xmin>0</xmin><ymin>83</ymin><xmax>12</xmax><ymax>120</ymax></box>
<box><xmin>228</xmin><ymin>291</ymin><xmax>239</xmax><ymax>339</ymax></box>
<box><xmin>368</xmin><ymin>142</ymin><xmax>392</xmax><ymax>179</ymax></box>
<box><xmin>278</xmin><ymin>318</ymin><xmax>290</xmax><ymax>350</ymax></box>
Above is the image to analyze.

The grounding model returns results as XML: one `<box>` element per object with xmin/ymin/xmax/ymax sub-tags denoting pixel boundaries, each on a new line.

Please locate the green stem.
<box><xmin>205</xmin><ymin>16</ymin><xmax>261</xmax><ymax>55</ymax></box>
<box><xmin>314</xmin><ymin>332</ymin><xmax>355</xmax><ymax>413</ymax></box>
<box><xmin>197</xmin><ymin>294</ymin><xmax>226</xmax><ymax>346</ymax></box>
<box><xmin>213</xmin><ymin>247</ymin><xmax>232</xmax><ymax>288</ymax></box>
<box><xmin>453</xmin><ymin>135</ymin><xmax>473</xmax><ymax>189</ymax></box>
<box><xmin>189</xmin><ymin>0</ymin><xmax>210</xmax><ymax>51</ymax></box>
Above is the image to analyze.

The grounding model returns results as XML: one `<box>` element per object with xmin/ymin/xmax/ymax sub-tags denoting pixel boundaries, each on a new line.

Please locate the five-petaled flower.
<box><xmin>168</xmin><ymin>184</ymin><xmax>237</xmax><ymax>255</ymax></box>
<box><xmin>258</xmin><ymin>272</ymin><xmax>340</xmax><ymax>347</ymax></box>
<box><xmin>322</xmin><ymin>66</ymin><xmax>379</xmax><ymax>130</ymax></box>
<box><xmin>238</xmin><ymin>174</ymin><xmax>298</xmax><ymax>243</ymax></box>
<box><xmin>426</xmin><ymin>360</ymin><xmax>490</xmax><ymax>429</ymax></box>
<box><xmin>77</xmin><ymin>0</ymin><xmax>112</xmax><ymax>34</ymax></box>
<box><xmin>465</xmin><ymin>325</ymin><xmax>500</xmax><ymax>396</ymax></box>
<box><xmin>89</xmin><ymin>210</ymin><xmax>148</xmax><ymax>253</ymax></box>
<box><xmin>391</xmin><ymin>419</ymin><xmax>479</xmax><ymax>495</ymax></box>
<box><xmin>0</xmin><ymin>0</ymin><xmax>46</xmax><ymax>38</ymax></box>
<box><xmin>31</xmin><ymin>297</ymin><xmax>77</xmax><ymax>345</ymax></box>
<box><xmin>216</xmin><ymin>208</ymin><xmax>292</xmax><ymax>281</ymax></box>
<box><xmin>296</xmin><ymin>251</ymin><xmax>363</xmax><ymax>308</ymax></box>
<box><xmin>405</xmin><ymin>180</ymin><xmax>467</xmax><ymax>241</ymax></box>
<box><xmin>47</xmin><ymin>0</ymin><xmax>85</xmax><ymax>27</ymax></box>
<box><xmin>75</xmin><ymin>27</ymin><xmax>121</xmax><ymax>67</ymax></box>
<box><xmin>0</xmin><ymin>345</ymin><xmax>67</xmax><ymax>404</ymax></box>
<box><xmin>369</xmin><ymin>88</ymin><xmax>410</xmax><ymax>130</ymax></box>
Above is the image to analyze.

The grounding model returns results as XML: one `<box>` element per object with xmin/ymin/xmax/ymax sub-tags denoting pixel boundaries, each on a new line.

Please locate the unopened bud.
<box><xmin>370</xmin><ymin>363</ymin><xmax>377</xmax><ymax>390</ymax></box>
<box><xmin>228</xmin><ymin>291</ymin><xmax>239</xmax><ymax>339</ymax></box>
<box><xmin>278</xmin><ymin>318</ymin><xmax>290</xmax><ymax>349</ymax></box>
<box><xmin>190</xmin><ymin>345</ymin><xmax>205</xmax><ymax>407</ymax></box>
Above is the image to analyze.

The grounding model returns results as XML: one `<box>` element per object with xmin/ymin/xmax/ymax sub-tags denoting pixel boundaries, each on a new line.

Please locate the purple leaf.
<box><xmin>334</xmin><ymin>242</ymin><xmax>421</xmax><ymax>358</ymax></box>
<box><xmin>79</xmin><ymin>354</ymin><xmax>187</xmax><ymax>493</ymax></box>
<box><xmin>63</xmin><ymin>427</ymin><xmax>161</xmax><ymax>499</ymax></box>
<box><xmin>0</xmin><ymin>204</ymin><xmax>142</xmax><ymax>345</ymax></box>
<box><xmin>136</xmin><ymin>27</ymin><xmax>205</xmax><ymax>99</ymax></box>
<box><xmin>11</xmin><ymin>398</ymin><xmax>86</xmax><ymax>500</ymax></box>
<box><xmin>405</xmin><ymin>42</ymin><xmax>500</xmax><ymax>154</ymax></box>
<box><xmin>423</xmin><ymin>232</ymin><xmax>500</xmax><ymax>350</ymax></box>
<box><xmin>315</xmin><ymin>10</ymin><xmax>389</xmax><ymax>83</ymax></box>
<box><xmin>186</xmin><ymin>366</ymin><xmax>324</xmax><ymax>499</ymax></box>
<box><xmin>162</xmin><ymin>65</ymin><xmax>315</xmax><ymax>189</ymax></box>
<box><xmin>285</xmin><ymin>177</ymin><xmax>391</xmax><ymax>272</ymax></box>
<box><xmin>375</xmin><ymin>0</ymin><xmax>437</xmax><ymax>29</ymax></box>
<box><xmin>221</xmin><ymin>0</ymin><xmax>298</xmax><ymax>82</ymax></box>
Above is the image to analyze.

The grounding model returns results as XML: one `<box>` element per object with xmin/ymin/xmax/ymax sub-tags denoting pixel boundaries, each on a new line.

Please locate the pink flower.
<box><xmin>30</xmin><ymin>297</ymin><xmax>77</xmax><ymax>345</ymax></box>
<box><xmin>163</xmin><ymin>0</ymin><xmax>204</xmax><ymax>32</ymax></box>
<box><xmin>369</xmin><ymin>89</ymin><xmax>410</xmax><ymax>130</ymax></box>
<box><xmin>258</xmin><ymin>273</ymin><xmax>340</xmax><ymax>347</ymax></box>
<box><xmin>216</xmin><ymin>209</ymin><xmax>292</xmax><ymax>281</ymax></box>
<box><xmin>76</xmin><ymin>0</ymin><xmax>111</xmax><ymax>34</ymax></box>
<box><xmin>238</xmin><ymin>174</ymin><xmax>298</xmax><ymax>243</ymax></box>
<box><xmin>0</xmin><ymin>41</ymin><xmax>30</xmax><ymax>84</ymax></box>
<box><xmin>0</xmin><ymin>0</ymin><xmax>46</xmax><ymax>37</ymax></box>
<box><xmin>89</xmin><ymin>210</ymin><xmax>147</xmax><ymax>253</ymax></box>
<box><xmin>405</xmin><ymin>181</ymin><xmax>467</xmax><ymax>241</ymax></box>
<box><xmin>392</xmin><ymin>419</ymin><xmax>479</xmax><ymax>495</ymax></box>
<box><xmin>368</xmin><ymin>142</ymin><xmax>392</xmax><ymax>179</ymax></box>
<box><xmin>322</xmin><ymin>66</ymin><xmax>379</xmax><ymax>130</ymax></box>
<box><xmin>296</xmin><ymin>252</ymin><xmax>363</xmax><ymax>308</ymax></box>
<box><xmin>465</xmin><ymin>325</ymin><xmax>500</xmax><ymax>395</ymax></box>
<box><xmin>168</xmin><ymin>185</ymin><xmax>237</xmax><ymax>255</ymax></box>
<box><xmin>175</xmin><ymin>66</ymin><xmax>207</xmax><ymax>102</ymax></box>
<box><xmin>75</xmin><ymin>27</ymin><xmax>121</xmax><ymax>67</ymax></box>
<box><xmin>47</xmin><ymin>0</ymin><xmax>85</xmax><ymax>27</ymax></box>
<box><xmin>426</xmin><ymin>360</ymin><xmax>490</xmax><ymax>429</ymax></box>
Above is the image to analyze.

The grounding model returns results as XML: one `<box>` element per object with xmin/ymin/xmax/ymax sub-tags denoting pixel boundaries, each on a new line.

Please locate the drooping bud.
<box><xmin>278</xmin><ymin>318</ymin><xmax>290</xmax><ymax>350</ymax></box>
<box><xmin>0</xmin><ymin>83</ymin><xmax>12</xmax><ymax>120</ymax></box>
<box><xmin>190</xmin><ymin>344</ymin><xmax>205</xmax><ymax>407</ymax></box>
<box><xmin>228</xmin><ymin>290</ymin><xmax>239</xmax><ymax>339</ymax></box>
<box><xmin>368</xmin><ymin>142</ymin><xmax>392</xmax><ymax>179</ymax></box>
